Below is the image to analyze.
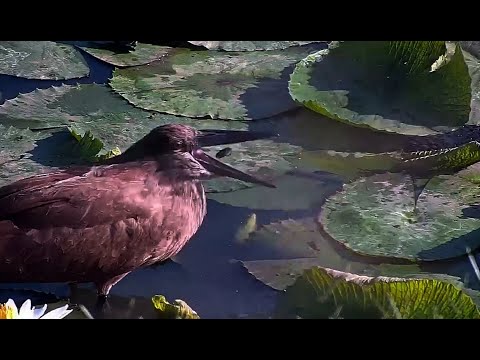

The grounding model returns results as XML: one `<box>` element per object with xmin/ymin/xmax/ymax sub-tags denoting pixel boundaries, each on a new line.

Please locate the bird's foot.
<box><xmin>94</xmin><ymin>294</ymin><xmax>112</xmax><ymax>315</ymax></box>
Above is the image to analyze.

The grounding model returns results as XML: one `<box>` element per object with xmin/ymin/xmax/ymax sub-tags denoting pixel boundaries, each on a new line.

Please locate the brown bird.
<box><xmin>0</xmin><ymin>124</ymin><xmax>275</xmax><ymax>300</ymax></box>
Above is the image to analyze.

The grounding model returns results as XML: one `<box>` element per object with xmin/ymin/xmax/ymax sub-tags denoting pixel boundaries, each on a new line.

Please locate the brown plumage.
<box><xmin>0</xmin><ymin>124</ymin><xmax>275</xmax><ymax>297</ymax></box>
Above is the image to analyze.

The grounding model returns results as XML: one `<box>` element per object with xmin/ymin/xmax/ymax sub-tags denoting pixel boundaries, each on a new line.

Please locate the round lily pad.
<box><xmin>78</xmin><ymin>42</ymin><xmax>174</xmax><ymax>67</ymax></box>
<box><xmin>188</xmin><ymin>41</ymin><xmax>326</xmax><ymax>51</ymax></box>
<box><xmin>319</xmin><ymin>170</ymin><xmax>480</xmax><ymax>262</ymax></box>
<box><xmin>275</xmin><ymin>266</ymin><xmax>480</xmax><ymax>319</ymax></box>
<box><xmin>0</xmin><ymin>41</ymin><xmax>90</xmax><ymax>80</ymax></box>
<box><xmin>0</xmin><ymin>84</ymin><xmax>303</xmax><ymax>193</ymax></box>
<box><xmin>289</xmin><ymin>41</ymin><xmax>473</xmax><ymax>135</ymax></box>
<box><xmin>109</xmin><ymin>44</ymin><xmax>324</xmax><ymax>120</ymax></box>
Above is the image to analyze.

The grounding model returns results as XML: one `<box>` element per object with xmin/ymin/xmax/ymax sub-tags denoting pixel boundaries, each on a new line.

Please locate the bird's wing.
<box><xmin>0</xmin><ymin>162</ymin><xmax>170</xmax><ymax>230</ymax></box>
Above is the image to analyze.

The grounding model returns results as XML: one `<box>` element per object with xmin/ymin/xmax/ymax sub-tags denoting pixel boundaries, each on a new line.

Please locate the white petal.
<box><xmin>40</xmin><ymin>305</ymin><xmax>73</xmax><ymax>319</ymax></box>
<box><xmin>32</xmin><ymin>305</ymin><xmax>48</xmax><ymax>319</ymax></box>
<box><xmin>5</xmin><ymin>299</ymin><xmax>18</xmax><ymax>318</ymax></box>
<box><xmin>17</xmin><ymin>299</ymin><xmax>35</xmax><ymax>319</ymax></box>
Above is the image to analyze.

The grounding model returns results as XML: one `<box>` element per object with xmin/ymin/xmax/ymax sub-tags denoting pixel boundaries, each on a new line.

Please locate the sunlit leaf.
<box><xmin>276</xmin><ymin>266</ymin><xmax>480</xmax><ymax>319</ymax></box>
<box><xmin>152</xmin><ymin>295</ymin><xmax>200</xmax><ymax>319</ymax></box>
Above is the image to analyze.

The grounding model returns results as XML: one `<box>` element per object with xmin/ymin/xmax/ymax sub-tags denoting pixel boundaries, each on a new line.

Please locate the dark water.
<box><xmin>1</xmin><ymin>46</ymin><xmax>480</xmax><ymax>319</ymax></box>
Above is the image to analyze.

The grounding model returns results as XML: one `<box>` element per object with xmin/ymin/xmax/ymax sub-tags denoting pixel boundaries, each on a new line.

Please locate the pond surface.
<box><xmin>1</xmin><ymin>41</ymin><xmax>480</xmax><ymax>319</ymax></box>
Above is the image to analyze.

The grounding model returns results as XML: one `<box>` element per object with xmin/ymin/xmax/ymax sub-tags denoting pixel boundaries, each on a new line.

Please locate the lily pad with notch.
<box><xmin>289</xmin><ymin>41</ymin><xmax>473</xmax><ymax>135</ymax></box>
<box><xmin>0</xmin><ymin>41</ymin><xmax>90</xmax><ymax>80</ymax></box>
<box><xmin>319</xmin><ymin>168</ymin><xmax>480</xmax><ymax>262</ymax></box>
<box><xmin>109</xmin><ymin>44</ymin><xmax>324</xmax><ymax>120</ymax></box>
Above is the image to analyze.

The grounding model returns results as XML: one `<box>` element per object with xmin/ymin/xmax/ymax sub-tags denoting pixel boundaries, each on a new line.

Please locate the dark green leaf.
<box><xmin>289</xmin><ymin>41</ymin><xmax>472</xmax><ymax>135</ymax></box>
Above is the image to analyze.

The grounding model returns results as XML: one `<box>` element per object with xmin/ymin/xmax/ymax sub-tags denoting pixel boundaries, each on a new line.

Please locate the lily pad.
<box><xmin>319</xmin><ymin>169</ymin><xmax>480</xmax><ymax>262</ymax></box>
<box><xmin>0</xmin><ymin>41</ymin><xmax>90</xmax><ymax>80</ymax></box>
<box><xmin>109</xmin><ymin>45</ymin><xmax>323</xmax><ymax>120</ymax></box>
<box><xmin>188</xmin><ymin>41</ymin><xmax>325</xmax><ymax>52</ymax></box>
<box><xmin>0</xmin><ymin>84</ymin><xmax>303</xmax><ymax>193</ymax></box>
<box><xmin>152</xmin><ymin>295</ymin><xmax>200</xmax><ymax>319</ymax></box>
<box><xmin>275</xmin><ymin>266</ymin><xmax>480</xmax><ymax>319</ymax></box>
<box><xmin>238</xmin><ymin>218</ymin><xmax>428</xmax><ymax>291</ymax></box>
<box><xmin>289</xmin><ymin>41</ymin><xmax>473</xmax><ymax>135</ymax></box>
<box><xmin>79</xmin><ymin>42</ymin><xmax>174</xmax><ymax>67</ymax></box>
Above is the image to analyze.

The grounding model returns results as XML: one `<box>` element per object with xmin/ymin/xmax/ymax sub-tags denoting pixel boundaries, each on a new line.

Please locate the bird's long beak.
<box><xmin>196</xmin><ymin>129</ymin><xmax>277</xmax><ymax>147</ymax></box>
<box><xmin>194</xmin><ymin>129</ymin><xmax>277</xmax><ymax>188</ymax></box>
<box><xmin>193</xmin><ymin>148</ymin><xmax>276</xmax><ymax>188</ymax></box>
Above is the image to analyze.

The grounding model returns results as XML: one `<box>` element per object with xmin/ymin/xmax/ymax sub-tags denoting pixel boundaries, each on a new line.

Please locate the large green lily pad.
<box><xmin>109</xmin><ymin>45</ymin><xmax>323</xmax><ymax>120</ymax></box>
<box><xmin>0</xmin><ymin>84</ymin><xmax>303</xmax><ymax>193</ymax></box>
<box><xmin>188</xmin><ymin>41</ymin><xmax>325</xmax><ymax>52</ymax></box>
<box><xmin>0</xmin><ymin>41</ymin><xmax>90</xmax><ymax>80</ymax></box>
<box><xmin>319</xmin><ymin>168</ymin><xmax>480</xmax><ymax>262</ymax></box>
<box><xmin>79</xmin><ymin>42</ymin><xmax>174</xmax><ymax>67</ymax></box>
<box><xmin>275</xmin><ymin>266</ymin><xmax>480</xmax><ymax>319</ymax></box>
<box><xmin>289</xmin><ymin>41</ymin><xmax>473</xmax><ymax>135</ymax></box>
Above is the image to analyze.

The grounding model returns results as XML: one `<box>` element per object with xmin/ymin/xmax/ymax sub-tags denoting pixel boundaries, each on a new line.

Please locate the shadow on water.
<box><xmin>461</xmin><ymin>204</ymin><xmax>480</xmax><ymax>219</ymax></box>
<box><xmin>27</xmin><ymin>129</ymin><xmax>93</xmax><ymax>168</ymax></box>
<box><xmin>248</xmin><ymin>107</ymin><xmax>413</xmax><ymax>153</ymax></box>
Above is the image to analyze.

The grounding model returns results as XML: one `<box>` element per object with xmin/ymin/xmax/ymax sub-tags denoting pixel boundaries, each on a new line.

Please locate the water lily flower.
<box><xmin>0</xmin><ymin>299</ymin><xmax>73</xmax><ymax>319</ymax></box>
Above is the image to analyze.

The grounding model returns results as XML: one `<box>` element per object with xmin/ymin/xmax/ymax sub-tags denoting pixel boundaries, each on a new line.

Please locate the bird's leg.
<box><xmin>68</xmin><ymin>282</ymin><xmax>78</xmax><ymax>299</ymax></box>
<box><xmin>94</xmin><ymin>272</ymin><xmax>130</xmax><ymax>315</ymax></box>
<box><xmin>95</xmin><ymin>272</ymin><xmax>130</xmax><ymax>297</ymax></box>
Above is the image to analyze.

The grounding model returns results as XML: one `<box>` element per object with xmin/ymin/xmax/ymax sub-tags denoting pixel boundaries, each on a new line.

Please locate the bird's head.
<box><xmin>115</xmin><ymin>124</ymin><xmax>277</xmax><ymax>188</ymax></box>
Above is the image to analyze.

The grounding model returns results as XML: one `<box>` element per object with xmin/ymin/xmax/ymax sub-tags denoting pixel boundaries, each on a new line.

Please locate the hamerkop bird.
<box><xmin>0</xmin><ymin>124</ymin><xmax>275</xmax><ymax>299</ymax></box>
